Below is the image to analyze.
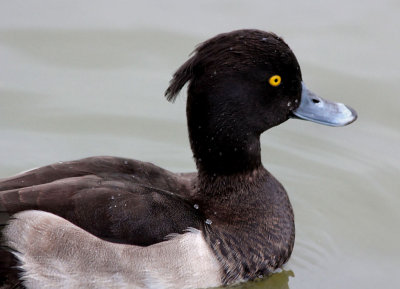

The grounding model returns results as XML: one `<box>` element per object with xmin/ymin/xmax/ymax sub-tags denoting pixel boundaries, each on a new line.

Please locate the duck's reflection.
<box><xmin>222</xmin><ymin>270</ymin><xmax>294</xmax><ymax>289</ymax></box>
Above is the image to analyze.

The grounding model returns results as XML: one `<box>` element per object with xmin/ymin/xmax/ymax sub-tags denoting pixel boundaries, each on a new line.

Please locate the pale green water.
<box><xmin>0</xmin><ymin>1</ymin><xmax>399</xmax><ymax>288</ymax></box>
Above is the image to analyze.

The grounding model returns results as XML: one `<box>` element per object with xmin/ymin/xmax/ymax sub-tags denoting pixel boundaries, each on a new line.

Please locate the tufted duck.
<box><xmin>0</xmin><ymin>29</ymin><xmax>357</xmax><ymax>289</ymax></box>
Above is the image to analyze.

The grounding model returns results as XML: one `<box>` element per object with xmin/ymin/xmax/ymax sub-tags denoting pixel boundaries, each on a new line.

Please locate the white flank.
<box><xmin>3</xmin><ymin>210</ymin><xmax>222</xmax><ymax>289</ymax></box>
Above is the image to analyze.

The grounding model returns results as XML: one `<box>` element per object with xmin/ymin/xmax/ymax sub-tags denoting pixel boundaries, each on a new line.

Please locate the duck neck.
<box><xmin>187</xmin><ymin>97</ymin><xmax>262</xmax><ymax>177</ymax></box>
<box><xmin>190</xmin><ymin>128</ymin><xmax>262</xmax><ymax>176</ymax></box>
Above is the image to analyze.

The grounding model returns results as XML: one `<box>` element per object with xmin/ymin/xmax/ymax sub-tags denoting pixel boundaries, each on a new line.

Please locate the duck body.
<box><xmin>0</xmin><ymin>29</ymin><xmax>357</xmax><ymax>289</ymax></box>
<box><xmin>0</xmin><ymin>158</ymin><xmax>294</xmax><ymax>287</ymax></box>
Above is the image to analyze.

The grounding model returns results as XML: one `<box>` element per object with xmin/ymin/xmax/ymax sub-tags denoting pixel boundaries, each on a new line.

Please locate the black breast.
<box><xmin>194</xmin><ymin>168</ymin><xmax>295</xmax><ymax>284</ymax></box>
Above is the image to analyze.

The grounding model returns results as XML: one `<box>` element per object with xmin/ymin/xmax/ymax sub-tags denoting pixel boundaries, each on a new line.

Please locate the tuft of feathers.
<box><xmin>164</xmin><ymin>29</ymin><xmax>286</xmax><ymax>102</ymax></box>
<box><xmin>164</xmin><ymin>53</ymin><xmax>197</xmax><ymax>102</ymax></box>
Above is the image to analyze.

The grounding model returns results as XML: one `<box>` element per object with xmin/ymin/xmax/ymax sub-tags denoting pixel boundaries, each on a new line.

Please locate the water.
<box><xmin>0</xmin><ymin>1</ymin><xmax>399</xmax><ymax>288</ymax></box>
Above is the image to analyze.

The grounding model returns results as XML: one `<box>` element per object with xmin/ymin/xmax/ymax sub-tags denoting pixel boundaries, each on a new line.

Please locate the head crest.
<box><xmin>164</xmin><ymin>54</ymin><xmax>197</xmax><ymax>102</ymax></box>
<box><xmin>164</xmin><ymin>29</ymin><xmax>289</xmax><ymax>102</ymax></box>
<box><xmin>164</xmin><ymin>31</ymin><xmax>240</xmax><ymax>102</ymax></box>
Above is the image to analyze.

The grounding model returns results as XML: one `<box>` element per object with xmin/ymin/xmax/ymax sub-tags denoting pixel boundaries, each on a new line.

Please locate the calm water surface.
<box><xmin>0</xmin><ymin>1</ymin><xmax>399</xmax><ymax>288</ymax></box>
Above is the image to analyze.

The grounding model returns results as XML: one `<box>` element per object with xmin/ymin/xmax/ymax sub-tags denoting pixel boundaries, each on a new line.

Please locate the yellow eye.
<box><xmin>269</xmin><ymin>75</ymin><xmax>281</xmax><ymax>87</ymax></box>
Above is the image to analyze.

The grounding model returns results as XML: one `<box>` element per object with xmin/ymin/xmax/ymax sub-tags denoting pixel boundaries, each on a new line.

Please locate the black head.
<box><xmin>165</xmin><ymin>29</ymin><xmax>303</xmax><ymax>175</ymax></box>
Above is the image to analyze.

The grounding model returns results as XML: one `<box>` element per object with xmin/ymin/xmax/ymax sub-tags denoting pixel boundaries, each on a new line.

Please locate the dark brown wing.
<box><xmin>0</xmin><ymin>156</ymin><xmax>200</xmax><ymax>243</ymax></box>
<box><xmin>3</xmin><ymin>175</ymin><xmax>200</xmax><ymax>241</ymax></box>
<box><xmin>0</xmin><ymin>156</ymin><xmax>196</xmax><ymax>197</ymax></box>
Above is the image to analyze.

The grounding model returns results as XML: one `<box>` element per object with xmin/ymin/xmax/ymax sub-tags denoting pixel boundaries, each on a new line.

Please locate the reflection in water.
<box><xmin>228</xmin><ymin>270</ymin><xmax>294</xmax><ymax>289</ymax></box>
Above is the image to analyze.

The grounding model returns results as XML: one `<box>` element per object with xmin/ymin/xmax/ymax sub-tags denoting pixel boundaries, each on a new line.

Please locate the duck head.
<box><xmin>165</xmin><ymin>29</ymin><xmax>357</xmax><ymax>175</ymax></box>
